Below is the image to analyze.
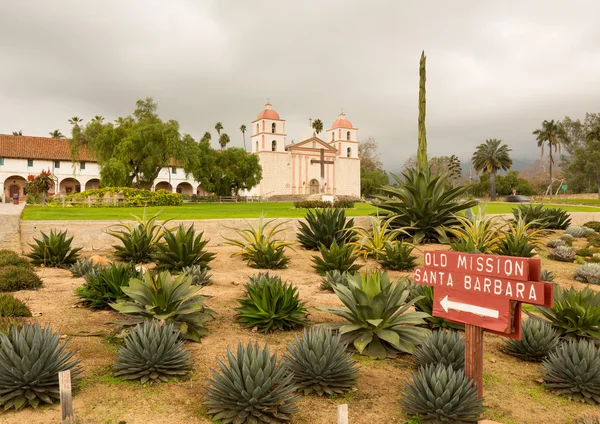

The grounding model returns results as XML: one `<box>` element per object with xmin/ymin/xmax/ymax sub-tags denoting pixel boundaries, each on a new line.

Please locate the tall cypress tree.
<box><xmin>417</xmin><ymin>51</ymin><xmax>428</xmax><ymax>174</ymax></box>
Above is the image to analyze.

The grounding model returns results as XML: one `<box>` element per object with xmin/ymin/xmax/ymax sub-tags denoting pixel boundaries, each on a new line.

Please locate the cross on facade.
<box><xmin>311</xmin><ymin>148</ymin><xmax>334</xmax><ymax>192</ymax></box>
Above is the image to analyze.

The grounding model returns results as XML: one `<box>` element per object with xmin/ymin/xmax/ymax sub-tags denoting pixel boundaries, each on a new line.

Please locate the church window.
<box><xmin>332</xmin><ymin>133</ymin><xmax>335</xmax><ymax>141</ymax></box>
<box><xmin>256</xmin><ymin>123</ymin><xmax>259</xmax><ymax>133</ymax></box>
<box><xmin>347</xmin><ymin>131</ymin><xmax>351</xmax><ymax>140</ymax></box>
<box><xmin>312</xmin><ymin>141</ymin><xmax>316</xmax><ymax>148</ymax></box>
<box><xmin>347</xmin><ymin>147</ymin><xmax>351</xmax><ymax>158</ymax></box>
<box><xmin>271</xmin><ymin>123</ymin><xmax>276</xmax><ymax>133</ymax></box>
<box><xmin>256</xmin><ymin>141</ymin><xmax>259</xmax><ymax>151</ymax></box>
<box><xmin>272</xmin><ymin>140</ymin><xmax>277</xmax><ymax>151</ymax></box>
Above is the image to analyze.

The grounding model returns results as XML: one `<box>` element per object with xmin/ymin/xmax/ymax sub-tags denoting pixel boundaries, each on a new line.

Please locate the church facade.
<box><xmin>247</xmin><ymin>102</ymin><xmax>361</xmax><ymax>199</ymax></box>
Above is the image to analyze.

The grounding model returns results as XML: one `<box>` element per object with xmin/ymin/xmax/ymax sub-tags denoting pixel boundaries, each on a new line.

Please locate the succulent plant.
<box><xmin>511</xmin><ymin>204</ymin><xmax>571</xmax><ymax>230</ymax></box>
<box><xmin>0</xmin><ymin>266</ymin><xmax>43</xmax><ymax>292</ymax></box>
<box><xmin>153</xmin><ymin>224</ymin><xmax>215</xmax><ymax>271</ymax></box>
<box><xmin>400</xmin><ymin>363</ymin><xmax>484</xmax><ymax>422</ymax></box>
<box><xmin>69</xmin><ymin>258</ymin><xmax>100</xmax><ymax>278</ymax></box>
<box><xmin>296</xmin><ymin>208</ymin><xmax>355</xmax><ymax>250</ymax></box>
<box><xmin>548</xmin><ymin>246</ymin><xmax>576</xmax><ymax>262</ymax></box>
<box><xmin>575</xmin><ymin>263</ymin><xmax>600</xmax><ymax>285</ymax></box>
<box><xmin>181</xmin><ymin>264</ymin><xmax>212</xmax><ymax>286</ymax></box>
<box><xmin>566</xmin><ymin>225</ymin><xmax>596</xmax><ymax>238</ymax></box>
<box><xmin>26</xmin><ymin>229</ymin><xmax>81</xmax><ymax>267</ymax></box>
<box><xmin>320</xmin><ymin>270</ymin><xmax>351</xmax><ymax>291</ymax></box>
<box><xmin>284</xmin><ymin>326</ymin><xmax>357</xmax><ymax>396</ymax></box>
<box><xmin>0</xmin><ymin>324</ymin><xmax>81</xmax><ymax>410</ymax></box>
<box><xmin>0</xmin><ymin>293</ymin><xmax>31</xmax><ymax>317</ymax></box>
<box><xmin>503</xmin><ymin>319</ymin><xmax>560</xmax><ymax>361</ymax></box>
<box><xmin>546</xmin><ymin>239</ymin><xmax>566</xmax><ymax>249</ymax></box>
<box><xmin>495</xmin><ymin>215</ymin><xmax>544</xmax><ymax>258</ymax></box>
<box><xmin>318</xmin><ymin>271</ymin><xmax>430</xmax><ymax>359</ymax></box>
<box><xmin>543</xmin><ymin>339</ymin><xmax>600</xmax><ymax>404</ymax></box>
<box><xmin>584</xmin><ymin>221</ymin><xmax>600</xmax><ymax>232</ymax></box>
<box><xmin>377</xmin><ymin>241</ymin><xmax>417</xmax><ymax>271</ymax></box>
<box><xmin>108</xmin><ymin>211</ymin><xmax>171</xmax><ymax>263</ymax></box>
<box><xmin>540</xmin><ymin>269</ymin><xmax>555</xmax><ymax>282</ymax></box>
<box><xmin>0</xmin><ymin>249</ymin><xmax>30</xmax><ymax>268</ymax></box>
<box><xmin>409</xmin><ymin>284</ymin><xmax>464</xmax><ymax>331</ymax></box>
<box><xmin>311</xmin><ymin>241</ymin><xmax>362</xmax><ymax>275</ymax></box>
<box><xmin>415</xmin><ymin>330</ymin><xmax>465</xmax><ymax>370</ymax></box>
<box><xmin>449</xmin><ymin>209</ymin><xmax>504</xmax><ymax>254</ymax></box>
<box><xmin>113</xmin><ymin>320</ymin><xmax>192</xmax><ymax>384</ymax></box>
<box><xmin>76</xmin><ymin>262</ymin><xmax>143</xmax><ymax>309</ymax></box>
<box><xmin>205</xmin><ymin>342</ymin><xmax>299</xmax><ymax>423</ymax></box>
<box><xmin>576</xmin><ymin>414</ymin><xmax>600</xmax><ymax>424</ymax></box>
<box><xmin>235</xmin><ymin>273</ymin><xmax>307</xmax><ymax>333</ymax></box>
<box><xmin>347</xmin><ymin>216</ymin><xmax>407</xmax><ymax>259</ymax></box>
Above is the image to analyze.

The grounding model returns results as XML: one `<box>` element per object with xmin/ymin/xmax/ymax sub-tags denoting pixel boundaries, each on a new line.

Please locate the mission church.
<box><xmin>247</xmin><ymin>102</ymin><xmax>361</xmax><ymax>199</ymax></box>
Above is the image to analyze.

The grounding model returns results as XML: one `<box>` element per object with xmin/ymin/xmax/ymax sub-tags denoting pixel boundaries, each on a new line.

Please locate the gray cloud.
<box><xmin>1</xmin><ymin>0</ymin><xmax>599</xmax><ymax>173</ymax></box>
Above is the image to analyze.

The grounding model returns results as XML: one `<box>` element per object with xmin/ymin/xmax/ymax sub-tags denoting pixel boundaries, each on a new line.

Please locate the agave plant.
<box><xmin>535</xmin><ymin>285</ymin><xmax>600</xmax><ymax>340</ymax></box>
<box><xmin>495</xmin><ymin>215</ymin><xmax>544</xmax><ymax>258</ymax></box>
<box><xmin>0</xmin><ymin>324</ymin><xmax>81</xmax><ymax>410</ymax></box>
<box><xmin>541</xmin><ymin>269</ymin><xmax>555</xmax><ymax>282</ymax></box>
<box><xmin>575</xmin><ymin>263</ymin><xmax>600</xmax><ymax>285</ymax></box>
<box><xmin>296</xmin><ymin>208</ymin><xmax>355</xmax><ymax>250</ymax></box>
<box><xmin>26</xmin><ymin>229</ymin><xmax>81</xmax><ymax>267</ymax></box>
<box><xmin>318</xmin><ymin>271</ymin><xmax>430</xmax><ymax>359</ymax></box>
<box><xmin>585</xmin><ymin>221</ymin><xmax>600</xmax><ymax>232</ymax></box>
<box><xmin>284</xmin><ymin>326</ymin><xmax>357</xmax><ymax>396</ymax></box>
<box><xmin>75</xmin><ymin>262</ymin><xmax>143</xmax><ymax>309</ymax></box>
<box><xmin>113</xmin><ymin>320</ymin><xmax>192</xmax><ymax>384</ymax></box>
<box><xmin>561</xmin><ymin>233</ymin><xmax>575</xmax><ymax>245</ymax></box>
<box><xmin>110</xmin><ymin>271</ymin><xmax>213</xmax><ymax>342</ymax></box>
<box><xmin>503</xmin><ymin>318</ymin><xmax>560</xmax><ymax>361</ymax></box>
<box><xmin>414</xmin><ymin>330</ymin><xmax>465</xmax><ymax>370</ymax></box>
<box><xmin>0</xmin><ymin>293</ymin><xmax>31</xmax><ymax>317</ymax></box>
<box><xmin>311</xmin><ymin>241</ymin><xmax>361</xmax><ymax>275</ymax></box>
<box><xmin>548</xmin><ymin>246</ymin><xmax>576</xmax><ymax>263</ymax></box>
<box><xmin>235</xmin><ymin>273</ymin><xmax>307</xmax><ymax>333</ymax></box>
<box><xmin>409</xmin><ymin>284</ymin><xmax>464</xmax><ymax>331</ymax></box>
<box><xmin>377</xmin><ymin>241</ymin><xmax>417</xmax><ymax>271</ymax></box>
<box><xmin>205</xmin><ymin>342</ymin><xmax>299</xmax><ymax>423</ymax></box>
<box><xmin>320</xmin><ymin>270</ymin><xmax>351</xmax><ymax>291</ymax></box>
<box><xmin>346</xmin><ymin>216</ymin><xmax>407</xmax><ymax>259</ymax></box>
<box><xmin>566</xmin><ymin>225</ymin><xmax>596</xmax><ymax>238</ymax></box>
<box><xmin>512</xmin><ymin>204</ymin><xmax>571</xmax><ymax>230</ymax></box>
<box><xmin>546</xmin><ymin>239</ymin><xmax>566</xmax><ymax>249</ymax></box>
<box><xmin>182</xmin><ymin>264</ymin><xmax>212</xmax><ymax>286</ymax></box>
<box><xmin>107</xmin><ymin>210</ymin><xmax>171</xmax><ymax>263</ymax></box>
<box><xmin>449</xmin><ymin>209</ymin><xmax>504</xmax><ymax>254</ymax></box>
<box><xmin>153</xmin><ymin>224</ymin><xmax>215</xmax><ymax>271</ymax></box>
<box><xmin>400</xmin><ymin>363</ymin><xmax>484</xmax><ymax>422</ymax></box>
<box><xmin>69</xmin><ymin>258</ymin><xmax>100</xmax><ymax>278</ymax></box>
<box><xmin>374</xmin><ymin>169</ymin><xmax>478</xmax><ymax>243</ymax></box>
<box><xmin>224</xmin><ymin>215</ymin><xmax>293</xmax><ymax>269</ymax></box>
<box><xmin>543</xmin><ymin>339</ymin><xmax>600</xmax><ymax>404</ymax></box>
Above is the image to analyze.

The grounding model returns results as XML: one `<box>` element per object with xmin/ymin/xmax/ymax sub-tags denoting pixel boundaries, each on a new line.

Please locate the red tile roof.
<box><xmin>0</xmin><ymin>134</ymin><xmax>97</xmax><ymax>162</ymax></box>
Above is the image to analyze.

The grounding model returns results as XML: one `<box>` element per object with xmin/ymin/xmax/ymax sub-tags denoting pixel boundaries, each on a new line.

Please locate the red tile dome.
<box><xmin>257</xmin><ymin>102</ymin><xmax>280</xmax><ymax>120</ymax></box>
<box><xmin>332</xmin><ymin>112</ymin><xmax>353</xmax><ymax>129</ymax></box>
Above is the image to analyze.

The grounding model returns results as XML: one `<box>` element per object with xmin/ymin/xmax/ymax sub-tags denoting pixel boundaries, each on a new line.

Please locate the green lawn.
<box><xmin>20</xmin><ymin>201</ymin><xmax>600</xmax><ymax>221</ymax></box>
<box><xmin>537</xmin><ymin>198</ymin><xmax>600</xmax><ymax>206</ymax></box>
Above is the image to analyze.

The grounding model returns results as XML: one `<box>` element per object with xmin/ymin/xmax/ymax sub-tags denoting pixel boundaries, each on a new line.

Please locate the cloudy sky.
<box><xmin>1</xmin><ymin>1</ymin><xmax>599</xmax><ymax>173</ymax></box>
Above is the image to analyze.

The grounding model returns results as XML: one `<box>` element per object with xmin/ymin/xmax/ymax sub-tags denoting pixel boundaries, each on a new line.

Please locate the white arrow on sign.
<box><xmin>440</xmin><ymin>295</ymin><xmax>499</xmax><ymax>319</ymax></box>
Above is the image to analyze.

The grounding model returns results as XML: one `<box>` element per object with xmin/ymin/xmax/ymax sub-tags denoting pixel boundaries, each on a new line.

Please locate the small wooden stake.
<box><xmin>337</xmin><ymin>403</ymin><xmax>348</xmax><ymax>424</ymax></box>
<box><xmin>59</xmin><ymin>370</ymin><xmax>73</xmax><ymax>423</ymax></box>
<box><xmin>465</xmin><ymin>324</ymin><xmax>484</xmax><ymax>398</ymax></box>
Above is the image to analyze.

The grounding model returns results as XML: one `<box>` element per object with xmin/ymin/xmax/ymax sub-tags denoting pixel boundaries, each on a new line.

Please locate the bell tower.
<box><xmin>250</xmin><ymin>102</ymin><xmax>287</xmax><ymax>153</ymax></box>
<box><xmin>326</xmin><ymin>112</ymin><xmax>359</xmax><ymax>158</ymax></box>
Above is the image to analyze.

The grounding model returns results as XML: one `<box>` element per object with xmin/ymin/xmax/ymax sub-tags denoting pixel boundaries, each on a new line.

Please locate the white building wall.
<box><xmin>335</xmin><ymin>157</ymin><xmax>361</xmax><ymax>198</ymax></box>
<box><xmin>248</xmin><ymin>152</ymin><xmax>291</xmax><ymax>197</ymax></box>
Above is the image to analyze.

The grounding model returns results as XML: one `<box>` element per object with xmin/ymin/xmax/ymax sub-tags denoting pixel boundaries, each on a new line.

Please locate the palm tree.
<box><xmin>12</xmin><ymin>130</ymin><xmax>22</xmax><ymax>136</ymax></box>
<box><xmin>93</xmin><ymin>115</ymin><xmax>105</xmax><ymax>123</ymax></box>
<box><xmin>219</xmin><ymin>133</ymin><xmax>230</xmax><ymax>149</ymax></box>
<box><xmin>240</xmin><ymin>124</ymin><xmax>247</xmax><ymax>151</ymax></box>
<box><xmin>533</xmin><ymin>120</ymin><xmax>563</xmax><ymax>198</ymax></box>
<box><xmin>472</xmin><ymin>139</ymin><xmax>512</xmax><ymax>201</ymax></box>
<box><xmin>311</xmin><ymin>119</ymin><xmax>323</xmax><ymax>135</ymax></box>
<box><xmin>68</xmin><ymin>116</ymin><xmax>83</xmax><ymax>126</ymax></box>
<box><xmin>49</xmin><ymin>130</ymin><xmax>64</xmax><ymax>138</ymax></box>
<box><xmin>586</xmin><ymin>126</ymin><xmax>600</xmax><ymax>144</ymax></box>
<box><xmin>201</xmin><ymin>131</ymin><xmax>212</xmax><ymax>143</ymax></box>
<box><xmin>215</xmin><ymin>122</ymin><xmax>223</xmax><ymax>138</ymax></box>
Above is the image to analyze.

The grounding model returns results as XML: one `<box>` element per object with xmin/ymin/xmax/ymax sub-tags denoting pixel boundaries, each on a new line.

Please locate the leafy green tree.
<box><xmin>25</xmin><ymin>170</ymin><xmax>54</xmax><ymax>206</ymax></box>
<box><xmin>219</xmin><ymin>133</ymin><xmax>230</xmax><ymax>150</ymax></box>
<box><xmin>361</xmin><ymin>169</ymin><xmax>388</xmax><ymax>198</ymax></box>
<box><xmin>557</xmin><ymin>113</ymin><xmax>600</xmax><ymax>154</ymax></box>
<box><xmin>448</xmin><ymin>154</ymin><xmax>462</xmax><ymax>184</ymax></box>
<box><xmin>311</xmin><ymin>119</ymin><xmax>323</xmax><ymax>135</ymax></box>
<box><xmin>70</xmin><ymin>98</ymin><xmax>187</xmax><ymax>188</ymax></box>
<box><xmin>533</xmin><ymin>119</ymin><xmax>563</xmax><ymax>197</ymax></box>
<box><xmin>49</xmin><ymin>130</ymin><xmax>64</xmax><ymax>138</ymax></box>
<box><xmin>495</xmin><ymin>170</ymin><xmax>536</xmax><ymax>196</ymax></box>
<box><xmin>12</xmin><ymin>130</ymin><xmax>22</xmax><ymax>136</ymax></box>
<box><xmin>358</xmin><ymin>137</ymin><xmax>383</xmax><ymax>172</ymax></box>
<box><xmin>566</xmin><ymin>127</ymin><xmax>600</xmax><ymax>198</ymax></box>
<box><xmin>240</xmin><ymin>124</ymin><xmax>247</xmax><ymax>151</ymax></box>
<box><xmin>471</xmin><ymin>139</ymin><xmax>512</xmax><ymax>201</ymax></box>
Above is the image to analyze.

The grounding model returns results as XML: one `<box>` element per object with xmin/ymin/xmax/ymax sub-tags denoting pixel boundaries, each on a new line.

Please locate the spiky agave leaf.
<box><xmin>26</xmin><ymin>229</ymin><xmax>81</xmax><ymax>267</ymax></box>
<box><xmin>409</xmin><ymin>284</ymin><xmax>464</xmax><ymax>331</ymax></box>
<box><xmin>400</xmin><ymin>364</ymin><xmax>484</xmax><ymax>422</ymax></box>
<box><xmin>320</xmin><ymin>270</ymin><xmax>352</xmax><ymax>291</ymax></box>
<box><xmin>503</xmin><ymin>318</ymin><xmax>560</xmax><ymax>362</ymax></box>
<box><xmin>113</xmin><ymin>320</ymin><xmax>192</xmax><ymax>384</ymax></box>
<box><xmin>0</xmin><ymin>324</ymin><xmax>81</xmax><ymax>410</ymax></box>
<box><xmin>284</xmin><ymin>326</ymin><xmax>357</xmax><ymax>396</ymax></box>
<box><xmin>346</xmin><ymin>216</ymin><xmax>407</xmax><ymax>260</ymax></box>
<box><xmin>69</xmin><ymin>258</ymin><xmax>100</xmax><ymax>278</ymax></box>
<box><xmin>296</xmin><ymin>208</ymin><xmax>355</xmax><ymax>250</ymax></box>
<box><xmin>414</xmin><ymin>330</ymin><xmax>465</xmax><ymax>370</ymax></box>
<box><xmin>75</xmin><ymin>262</ymin><xmax>143</xmax><ymax>309</ymax></box>
<box><xmin>543</xmin><ymin>339</ymin><xmax>600</xmax><ymax>404</ymax></box>
<box><xmin>205</xmin><ymin>342</ymin><xmax>299</xmax><ymax>423</ymax></box>
<box><xmin>153</xmin><ymin>224</ymin><xmax>215</xmax><ymax>271</ymax></box>
<box><xmin>311</xmin><ymin>241</ymin><xmax>361</xmax><ymax>275</ymax></box>
<box><xmin>377</xmin><ymin>241</ymin><xmax>417</xmax><ymax>271</ymax></box>
<box><xmin>182</xmin><ymin>265</ymin><xmax>212</xmax><ymax>286</ymax></box>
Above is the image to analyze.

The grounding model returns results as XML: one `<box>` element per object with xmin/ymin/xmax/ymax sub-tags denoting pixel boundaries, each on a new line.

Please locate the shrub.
<box><xmin>318</xmin><ymin>271</ymin><xmax>430</xmax><ymax>359</ymax></box>
<box><xmin>0</xmin><ymin>324</ymin><xmax>81</xmax><ymax>410</ymax></box>
<box><xmin>589</xmin><ymin>232</ymin><xmax>600</xmax><ymax>248</ymax></box>
<box><xmin>546</xmin><ymin>239</ymin><xmax>566</xmax><ymax>249</ymax></box>
<box><xmin>0</xmin><ymin>317</ymin><xmax>24</xmax><ymax>337</ymax></box>
<box><xmin>377</xmin><ymin>241</ymin><xmax>417</xmax><ymax>271</ymax></box>
<box><xmin>235</xmin><ymin>273</ymin><xmax>307</xmax><ymax>333</ymax></box>
<box><xmin>113</xmin><ymin>320</ymin><xmax>192</xmax><ymax>384</ymax></box>
<box><xmin>575</xmin><ymin>263</ymin><xmax>600</xmax><ymax>285</ymax></box>
<box><xmin>541</xmin><ymin>269</ymin><xmax>555</xmax><ymax>282</ymax></box>
<box><xmin>0</xmin><ymin>249</ymin><xmax>29</xmax><ymax>268</ymax></box>
<box><xmin>543</xmin><ymin>339</ymin><xmax>600</xmax><ymax>404</ymax></box>
<box><xmin>0</xmin><ymin>266</ymin><xmax>43</xmax><ymax>291</ymax></box>
<box><xmin>400</xmin><ymin>363</ymin><xmax>484</xmax><ymax>422</ymax></box>
<box><xmin>75</xmin><ymin>263</ymin><xmax>143</xmax><ymax>309</ymax></box>
<box><xmin>181</xmin><ymin>265</ymin><xmax>212</xmax><ymax>286</ymax></box>
<box><xmin>62</xmin><ymin>187</ymin><xmax>182</xmax><ymax>207</ymax></box>
<box><xmin>535</xmin><ymin>285</ymin><xmax>600</xmax><ymax>341</ymax></box>
<box><xmin>296</xmin><ymin>208</ymin><xmax>355</xmax><ymax>250</ymax></box>
<box><xmin>449</xmin><ymin>209</ymin><xmax>503</xmax><ymax>254</ymax></box>
<box><xmin>375</xmin><ymin>169</ymin><xmax>478</xmax><ymax>243</ymax></box>
<box><xmin>284</xmin><ymin>326</ymin><xmax>357</xmax><ymax>396</ymax></box>
<box><xmin>153</xmin><ymin>224</ymin><xmax>215</xmax><ymax>271</ymax></box>
<box><xmin>584</xmin><ymin>221</ymin><xmax>600</xmax><ymax>232</ymax></box>
<box><xmin>26</xmin><ymin>229</ymin><xmax>81</xmax><ymax>267</ymax></box>
<box><xmin>577</xmin><ymin>247</ymin><xmax>596</xmax><ymax>257</ymax></box>
<box><xmin>347</xmin><ymin>216</ymin><xmax>406</xmax><ymax>259</ymax></box>
<box><xmin>495</xmin><ymin>215</ymin><xmax>543</xmax><ymax>258</ymax></box>
<box><xmin>0</xmin><ymin>294</ymin><xmax>31</xmax><ymax>317</ymax></box>
<box><xmin>512</xmin><ymin>204</ymin><xmax>571</xmax><ymax>230</ymax></box>
<box><xmin>409</xmin><ymin>284</ymin><xmax>464</xmax><ymax>331</ymax></box>
<box><xmin>548</xmin><ymin>246</ymin><xmax>576</xmax><ymax>262</ymax></box>
<box><xmin>294</xmin><ymin>200</ymin><xmax>355</xmax><ymax>209</ymax></box>
<box><xmin>414</xmin><ymin>330</ymin><xmax>465</xmax><ymax>370</ymax></box>
<box><xmin>205</xmin><ymin>342</ymin><xmax>298</xmax><ymax>424</ymax></box>
<box><xmin>69</xmin><ymin>258</ymin><xmax>99</xmax><ymax>278</ymax></box>
<box><xmin>503</xmin><ymin>319</ymin><xmax>560</xmax><ymax>361</ymax></box>
<box><xmin>311</xmin><ymin>241</ymin><xmax>361</xmax><ymax>275</ymax></box>
<box><xmin>561</xmin><ymin>233</ymin><xmax>575</xmax><ymax>245</ymax></box>
<box><xmin>108</xmin><ymin>210</ymin><xmax>170</xmax><ymax>263</ymax></box>
<box><xmin>576</xmin><ymin>414</ymin><xmax>600</xmax><ymax>424</ymax></box>
<box><xmin>110</xmin><ymin>271</ymin><xmax>213</xmax><ymax>342</ymax></box>
<box><xmin>320</xmin><ymin>270</ymin><xmax>351</xmax><ymax>291</ymax></box>
<box><xmin>225</xmin><ymin>216</ymin><xmax>293</xmax><ymax>269</ymax></box>
<box><xmin>566</xmin><ymin>225</ymin><xmax>596</xmax><ymax>238</ymax></box>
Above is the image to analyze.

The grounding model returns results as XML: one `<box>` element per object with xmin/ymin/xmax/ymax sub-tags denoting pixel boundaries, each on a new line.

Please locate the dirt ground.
<box><xmin>4</xmin><ymin>234</ymin><xmax>600</xmax><ymax>424</ymax></box>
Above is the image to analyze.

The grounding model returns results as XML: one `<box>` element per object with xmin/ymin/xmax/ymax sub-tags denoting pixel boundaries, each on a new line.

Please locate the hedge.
<box><xmin>49</xmin><ymin>187</ymin><xmax>183</xmax><ymax>207</ymax></box>
<box><xmin>294</xmin><ymin>200</ymin><xmax>355</xmax><ymax>209</ymax></box>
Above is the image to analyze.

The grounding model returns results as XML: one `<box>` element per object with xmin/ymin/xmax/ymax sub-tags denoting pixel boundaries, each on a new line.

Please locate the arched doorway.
<box><xmin>4</xmin><ymin>176</ymin><xmax>27</xmax><ymax>200</ymax></box>
<box><xmin>309</xmin><ymin>179</ymin><xmax>320</xmax><ymax>195</ymax></box>
<box><xmin>59</xmin><ymin>178</ymin><xmax>81</xmax><ymax>195</ymax></box>
<box><xmin>85</xmin><ymin>179</ymin><xmax>100</xmax><ymax>191</ymax></box>
<box><xmin>176</xmin><ymin>182</ymin><xmax>193</xmax><ymax>196</ymax></box>
<box><xmin>155</xmin><ymin>182</ymin><xmax>172</xmax><ymax>192</ymax></box>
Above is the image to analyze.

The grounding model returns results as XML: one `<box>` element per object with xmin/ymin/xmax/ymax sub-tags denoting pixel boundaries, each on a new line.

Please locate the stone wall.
<box><xmin>0</xmin><ymin>214</ymin><xmax>21</xmax><ymax>251</ymax></box>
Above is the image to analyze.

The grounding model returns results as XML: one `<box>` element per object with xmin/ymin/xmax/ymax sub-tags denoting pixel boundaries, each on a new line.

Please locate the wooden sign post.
<box><xmin>414</xmin><ymin>251</ymin><xmax>553</xmax><ymax>396</ymax></box>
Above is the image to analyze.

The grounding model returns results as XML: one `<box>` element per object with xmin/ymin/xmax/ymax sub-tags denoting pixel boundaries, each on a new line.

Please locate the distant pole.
<box><xmin>337</xmin><ymin>404</ymin><xmax>349</xmax><ymax>424</ymax></box>
<box><xmin>59</xmin><ymin>370</ymin><xmax>74</xmax><ymax>423</ymax></box>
